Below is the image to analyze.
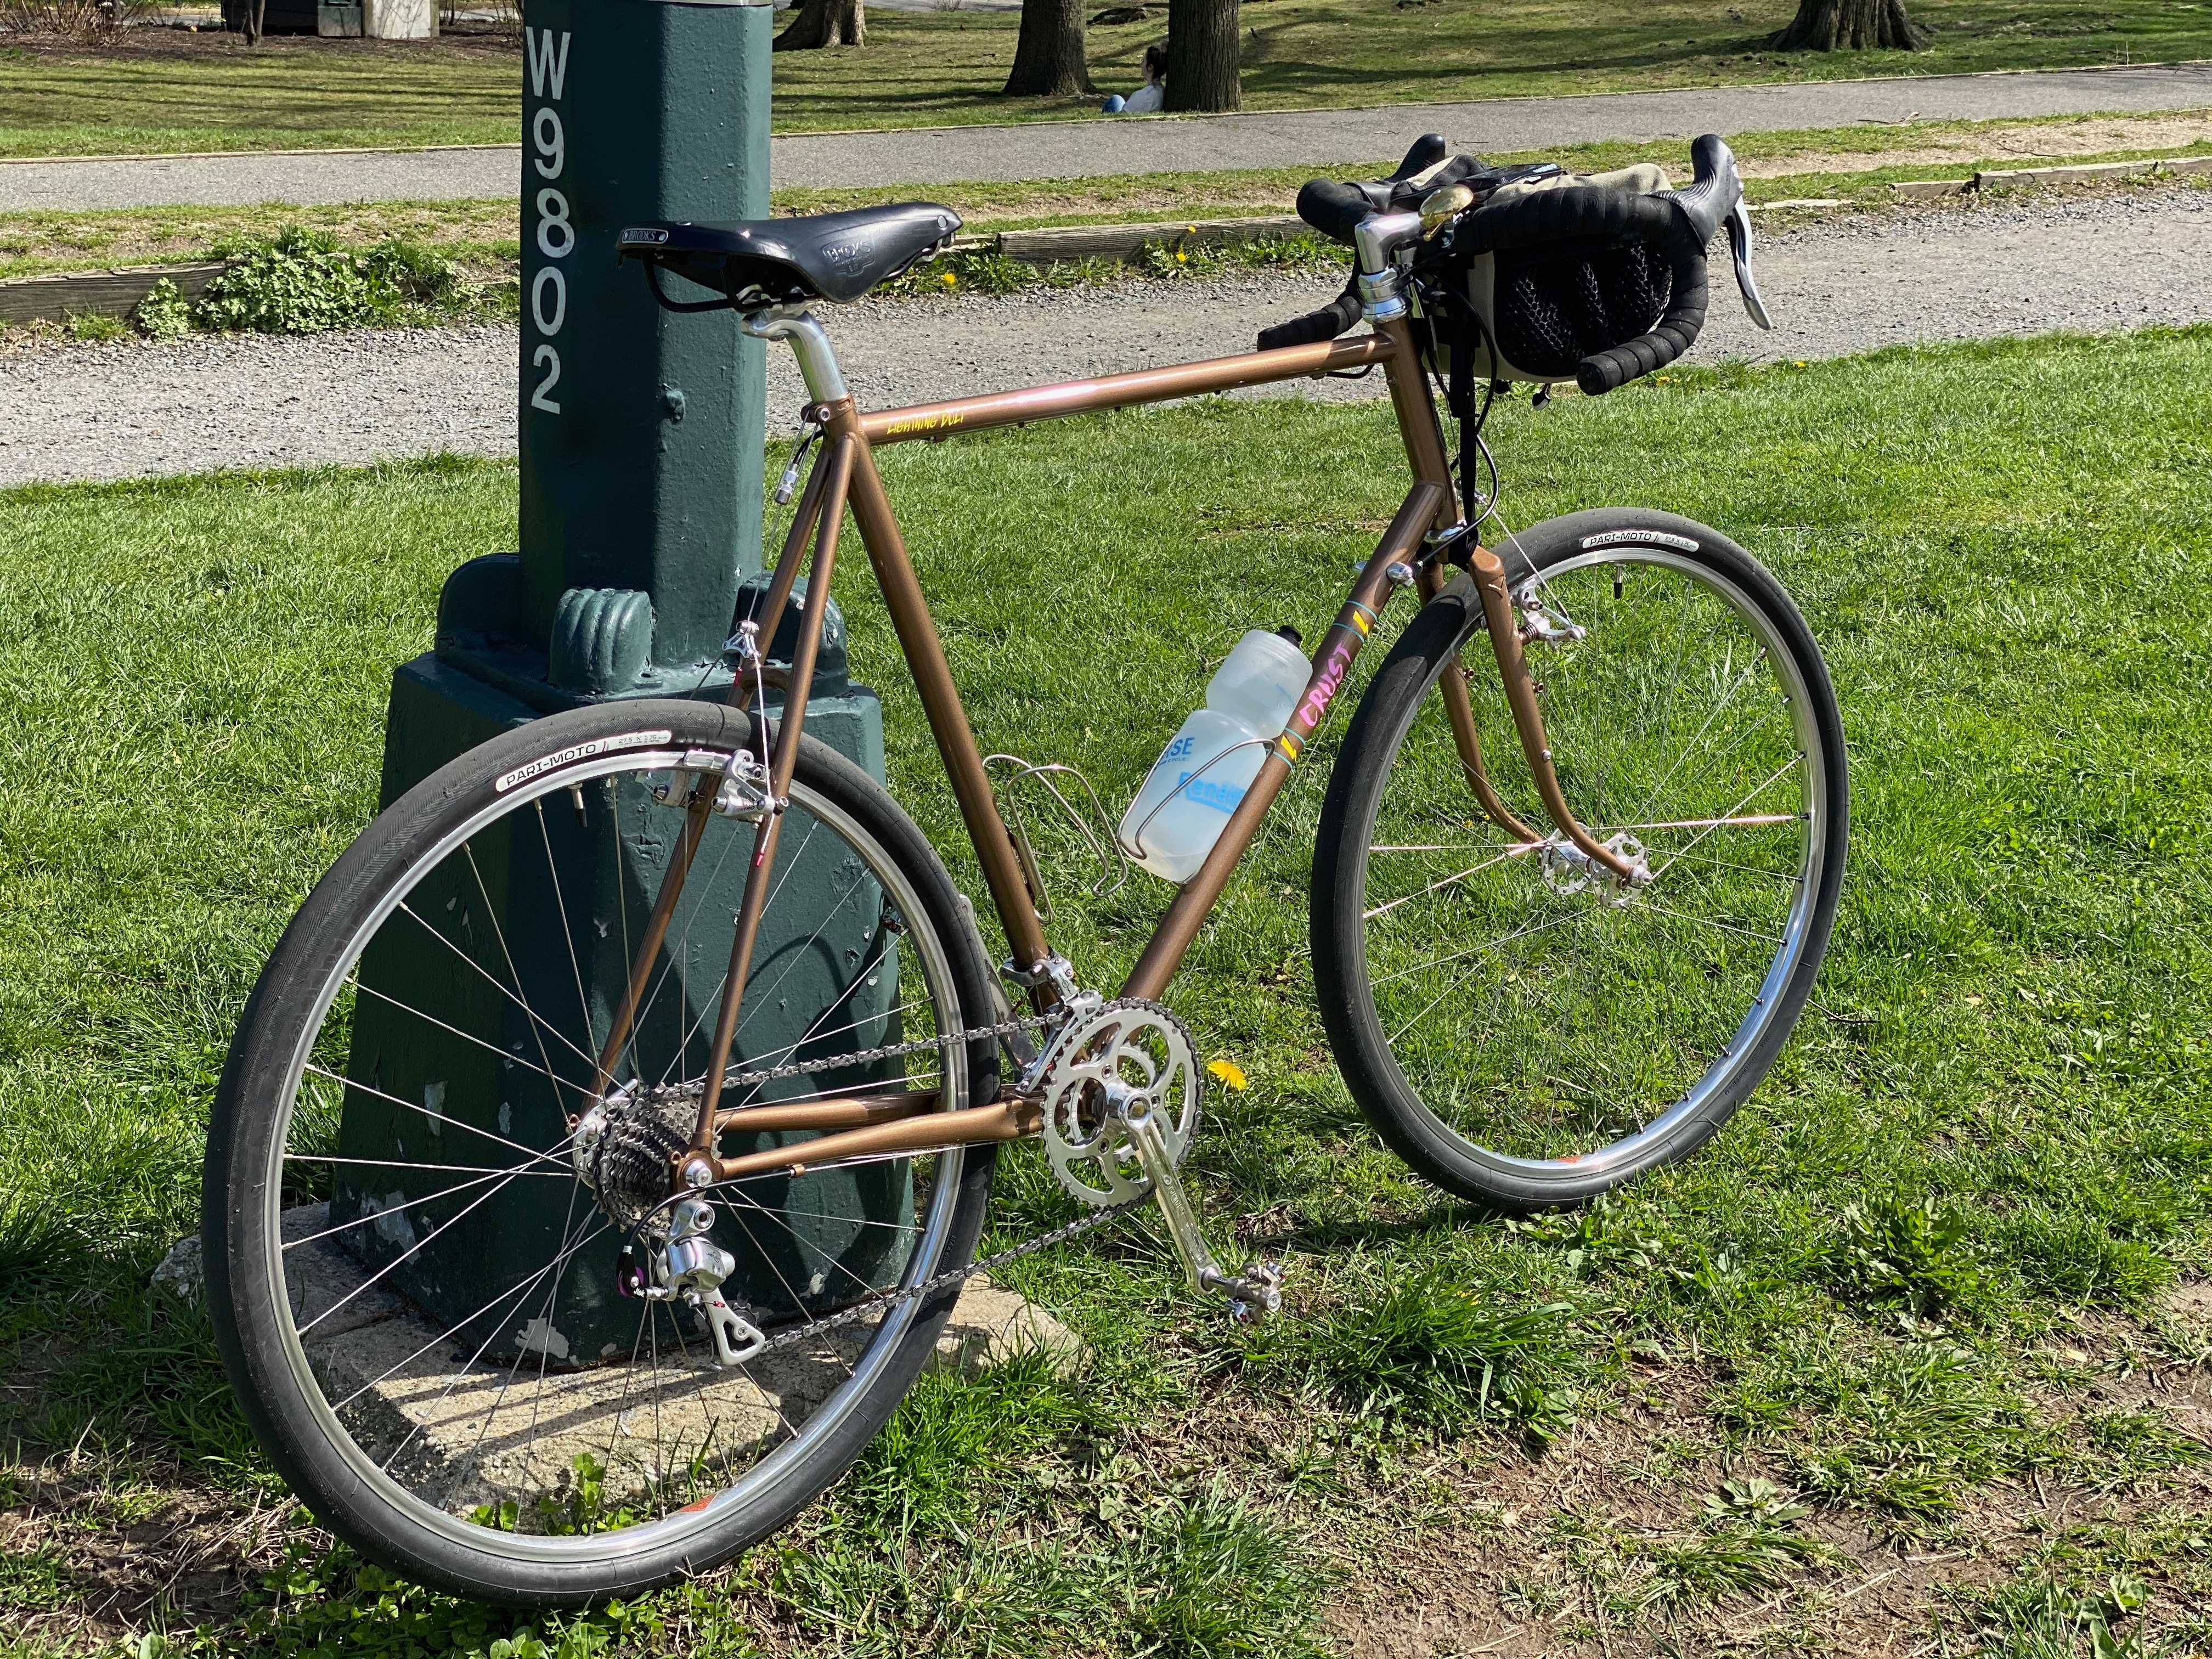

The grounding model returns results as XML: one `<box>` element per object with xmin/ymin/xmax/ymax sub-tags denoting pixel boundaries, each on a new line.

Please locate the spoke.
<box><xmin>1595</xmin><ymin>814</ymin><xmax>1799</xmax><ymax>834</ymax></box>
<box><xmin>383</xmin><ymin>1215</ymin><xmax>616</xmax><ymax>1481</ymax></box>
<box><xmin>465</xmin><ymin>842</ymin><xmax>571</xmax><ymax>1119</ymax></box>
<box><xmin>1368</xmin><ymin>907</ymin><xmax>1581</xmax><ymax>991</ymax></box>
<box><xmin>436</xmin><ymin>1206</ymin><xmax>612</xmax><ymax>1505</ymax></box>
<box><xmin>1365</xmin><ymin>843</ymin><xmax>1534</xmax><ymax>922</ymax></box>
<box><xmin>298</xmin><ymin>1143</ymin><xmax>574</xmax><ymax>1336</ymax></box>
<box><xmin>284</xmin><ymin>1159</ymin><xmax>578</xmax><ymax>1250</ymax></box>
<box><xmin>1649</xmin><ymin>755</ymin><xmax>1805</xmax><ymax>882</ymax></box>
<box><xmin>285</xmin><ymin>1153</ymin><xmax>575</xmax><ymax>1177</ymax></box>
<box><xmin>350</xmin><ymin>979</ymin><xmax>597</xmax><ymax>1105</ymax></box>
<box><xmin>1629</xmin><ymin>645</ymin><xmax>1770</xmax><ymax>826</ymax></box>
<box><xmin>394</xmin><ymin>901</ymin><xmax>601</xmax><ymax>1075</ymax></box>
<box><xmin>303</xmin><ymin>1064</ymin><xmax>569</xmax><ymax>1166</ymax></box>
<box><xmin>1624</xmin><ymin>895</ymin><xmax>1785</xmax><ymax>946</ymax></box>
<box><xmin>628</xmin><ymin>805</ymin><xmax>751</xmax><ymax>1089</ymax></box>
<box><xmin>721</xmin><ymin>1204</ymin><xmax>857</xmax><ymax>1370</ymax></box>
<box><xmin>1369</xmin><ymin>839</ymin><xmax>1522</xmax><ymax>856</ymax></box>
<box><xmin>723</xmin><ymin>1182</ymin><xmax>918</xmax><ymax>1306</ymax></box>
<box><xmin>1595</xmin><ymin>563</ymin><xmax>1697</xmax><ymax>822</ymax></box>
<box><xmin>332</xmin><ymin>1215</ymin><xmax>610</xmax><ymax>1412</ymax></box>
<box><xmin>517</xmin><ymin>1163</ymin><xmax>591</xmax><ymax>1485</ymax></box>
<box><xmin>534</xmin><ymin>797</ymin><xmax>597</xmax><ymax>1047</ymax></box>
<box><xmin>726</xmin><ymin>935</ymin><xmax>899</xmax><ymax>1107</ymax></box>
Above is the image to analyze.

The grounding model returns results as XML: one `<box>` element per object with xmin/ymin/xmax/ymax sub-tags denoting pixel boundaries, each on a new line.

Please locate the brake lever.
<box><xmin>1725</xmin><ymin>197</ymin><xmax>1774</xmax><ymax>330</ymax></box>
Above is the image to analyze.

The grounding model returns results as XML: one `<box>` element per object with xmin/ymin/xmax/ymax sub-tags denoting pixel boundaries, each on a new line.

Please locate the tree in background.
<box><xmin>775</xmin><ymin>0</ymin><xmax>864</xmax><ymax>50</ymax></box>
<box><xmin>1165</xmin><ymin>0</ymin><xmax>1239</xmax><ymax>111</ymax></box>
<box><xmin>1005</xmin><ymin>0</ymin><xmax>1093</xmax><ymax>96</ymax></box>
<box><xmin>1770</xmin><ymin>0</ymin><xmax>1929</xmax><ymax>50</ymax></box>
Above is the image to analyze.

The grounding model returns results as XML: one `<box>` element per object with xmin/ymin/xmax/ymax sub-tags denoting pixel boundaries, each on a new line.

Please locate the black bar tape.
<box><xmin>1296</xmin><ymin>178</ymin><xmax>1374</xmax><ymax>246</ymax></box>
<box><xmin>1256</xmin><ymin>279</ymin><xmax>1363</xmax><ymax>352</ymax></box>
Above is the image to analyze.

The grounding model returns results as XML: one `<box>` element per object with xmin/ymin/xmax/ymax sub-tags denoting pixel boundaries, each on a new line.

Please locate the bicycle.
<box><xmin>202</xmin><ymin>132</ymin><xmax>1848</xmax><ymax>1605</ymax></box>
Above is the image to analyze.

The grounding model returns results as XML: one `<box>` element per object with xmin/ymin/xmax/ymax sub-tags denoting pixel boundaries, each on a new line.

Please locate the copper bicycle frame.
<box><xmin>585</xmin><ymin>312</ymin><xmax>1626</xmax><ymax>1192</ymax></box>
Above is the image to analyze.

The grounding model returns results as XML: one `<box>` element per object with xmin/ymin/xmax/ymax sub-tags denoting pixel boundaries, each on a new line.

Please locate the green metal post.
<box><xmin>335</xmin><ymin>0</ymin><xmax>896</xmax><ymax>1361</ymax></box>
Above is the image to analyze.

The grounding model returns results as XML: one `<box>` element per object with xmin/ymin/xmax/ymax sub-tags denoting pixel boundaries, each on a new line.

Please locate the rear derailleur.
<box><xmin>614</xmin><ymin>1198</ymin><xmax>769</xmax><ymax>1368</ymax></box>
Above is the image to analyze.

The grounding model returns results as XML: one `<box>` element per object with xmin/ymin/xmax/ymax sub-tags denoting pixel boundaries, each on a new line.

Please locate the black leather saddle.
<box><xmin>618</xmin><ymin>202</ymin><xmax>962</xmax><ymax>307</ymax></box>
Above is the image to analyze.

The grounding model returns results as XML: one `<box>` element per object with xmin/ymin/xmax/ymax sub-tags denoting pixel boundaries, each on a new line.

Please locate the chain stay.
<box><xmin>684</xmin><ymin>1006</ymin><xmax>1132</xmax><ymax>1358</ymax></box>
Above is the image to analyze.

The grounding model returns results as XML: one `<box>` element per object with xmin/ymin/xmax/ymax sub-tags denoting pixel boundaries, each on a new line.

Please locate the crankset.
<box><xmin>1032</xmin><ymin>995</ymin><xmax>1282</xmax><ymax>1319</ymax></box>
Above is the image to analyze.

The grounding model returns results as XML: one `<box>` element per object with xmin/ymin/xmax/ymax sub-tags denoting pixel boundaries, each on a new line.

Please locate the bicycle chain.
<box><xmin>689</xmin><ymin>1008</ymin><xmax>1152</xmax><ymax>1359</ymax></box>
<box><xmin>746</xmin><ymin>1192</ymin><xmax>1149</xmax><ymax>1358</ymax></box>
<box><xmin>674</xmin><ymin>1013</ymin><xmax>1050</xmax><ymax>1101</ymax></box>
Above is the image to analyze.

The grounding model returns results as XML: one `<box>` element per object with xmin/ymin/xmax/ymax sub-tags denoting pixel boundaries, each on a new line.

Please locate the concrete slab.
<box><xmin>160</xmin><ymin>1205</ymin><xmax>1081</xmax><ymax>1518</ymax></box>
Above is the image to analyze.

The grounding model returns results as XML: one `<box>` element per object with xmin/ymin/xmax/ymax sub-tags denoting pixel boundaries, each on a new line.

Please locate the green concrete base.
<box><xmin>330</xmin><ymin>559</ymin><xmax>903</xmax><ymax>1363</ymax></box>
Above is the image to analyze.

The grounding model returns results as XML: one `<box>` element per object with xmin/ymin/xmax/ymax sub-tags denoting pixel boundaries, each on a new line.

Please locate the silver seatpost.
<box><xmin>742</xmin><ymin>306</ymin><xmax>850</xmax><ymax>405</ymax></box>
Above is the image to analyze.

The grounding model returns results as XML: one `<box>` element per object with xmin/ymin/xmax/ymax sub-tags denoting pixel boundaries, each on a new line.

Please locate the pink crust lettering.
<box><xmin>1296</xmin><ymin>640</ymin><xmax>1356</xmax><ymax>732</ymax></box>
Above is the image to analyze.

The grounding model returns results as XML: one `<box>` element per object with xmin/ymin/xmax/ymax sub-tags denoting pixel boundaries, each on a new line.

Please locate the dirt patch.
<box><xmin>2162</xmin><ymin>1277</ymin><xmax>2212</xmax><ymax>1329</ymax></box>
<box><xmin>1307</xmin><ymin>1353</ymin><xmax>2212</xmax><ymax>1659</ymax></box>
<box><xmin>1742</xmin><ymin>114</ymin><xmax>2212</xmax><ymax>179</ymax></box>
<box><xmin>0</xmin><ymin>1467</ymin><xmax>287</xmax><ymax>1652</ymax></box>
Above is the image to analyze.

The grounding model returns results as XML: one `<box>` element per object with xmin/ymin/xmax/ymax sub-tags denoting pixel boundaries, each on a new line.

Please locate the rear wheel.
<box><xmin>1313</xmin><ymin>510</ymin><xmax>1847</xmax><ymax>1208</ymax></box>
<box><xmin>204</xmin><ymin>699</ymin><xmax>1000</xmax><ymax>1605</ymax></box>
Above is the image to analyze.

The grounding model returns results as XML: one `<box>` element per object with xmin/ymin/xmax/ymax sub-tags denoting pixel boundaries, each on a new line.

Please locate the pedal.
<box><xmin>1116</xmin><ymin>1096</ymin><xmax>1284</xmax><ymax>1322</ymax></box>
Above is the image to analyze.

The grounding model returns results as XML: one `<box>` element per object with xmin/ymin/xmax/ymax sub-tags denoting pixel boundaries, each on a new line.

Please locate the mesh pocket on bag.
<box><xmin>1491</xmin><ymin>241</ymin><xmax>1673</xmax><ymax>380</ymax></box>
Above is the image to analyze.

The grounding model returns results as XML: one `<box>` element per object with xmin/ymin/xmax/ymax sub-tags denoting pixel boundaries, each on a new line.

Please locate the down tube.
<box><xmin>1120</xmin><ymin>481</ymin><xmax>1449</xmax><ymax>1002</ymax></box>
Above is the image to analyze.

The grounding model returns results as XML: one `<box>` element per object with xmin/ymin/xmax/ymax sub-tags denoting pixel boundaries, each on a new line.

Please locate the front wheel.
<box><xmin>203</xmin><ymin>698</ymin><xmax>1001</xmax><ymax>1605</ymax></box>
<box><xmin>1313</xmin><ymin>509</ymin><xmax>1848</xmax><ymax>1209</ymax></box>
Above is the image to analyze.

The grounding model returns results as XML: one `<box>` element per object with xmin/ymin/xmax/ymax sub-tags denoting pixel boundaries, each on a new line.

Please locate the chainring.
<box><xmin>1037</xmin><ymin>998</ymin><xmax>1199</xmax><ymax>1207</ymax></box>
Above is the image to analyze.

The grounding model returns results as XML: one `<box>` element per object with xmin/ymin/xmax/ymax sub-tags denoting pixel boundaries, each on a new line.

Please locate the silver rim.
<box><xmin>1352</xmin><ymin>546</ymin><xmax>1831</xmax><ymax>1179</ymax></box>
<box><xmin>250</xmin><ymin>744</ymin><xmax>969</xmax><ymax>1564</ymax></box>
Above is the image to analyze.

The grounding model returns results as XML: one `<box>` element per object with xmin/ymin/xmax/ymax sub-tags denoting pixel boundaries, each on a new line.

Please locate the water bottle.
<box><xmin>1118</xmin><ymin>628</ymin><xmax>1310</xmax><ymax>884</ymax></box>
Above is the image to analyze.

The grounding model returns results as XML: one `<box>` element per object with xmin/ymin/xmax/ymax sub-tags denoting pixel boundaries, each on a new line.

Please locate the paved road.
<box><xmin>2</xmin><ymin>63</ymin><xmax>2209</xmax><ymax>212</ymax></box>
<box><xmin>2</xmin><ymin>189</ymin><xmax>2207</xmax><ymax>489</ymax></box>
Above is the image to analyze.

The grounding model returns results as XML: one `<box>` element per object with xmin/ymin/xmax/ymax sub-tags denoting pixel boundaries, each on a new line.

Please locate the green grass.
<box><xmin>3</xmin><ymin>328</ymin><xmax>2212</xmax><ymax>1652</ymax></box>
<box><xmin>4</xmin><ymin>105</ymin><xmax>2207</xmax><ymax>290</ymax></box>
<box><xmin>2</xmin><ymin>0</ymin><xmax>2210</xmax><ymax>158</ymax></box>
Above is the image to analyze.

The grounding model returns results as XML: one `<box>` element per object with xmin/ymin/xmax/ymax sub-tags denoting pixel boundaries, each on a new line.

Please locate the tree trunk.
<box><xmin>774</xmin><ymin>0</ymin><xmax>864</xmax><ymax>50</ymax></box>
<box><xmin>1769</xmin><ymin>0</ymin><xmax>1929</xmax><ymax>50</ymax></box>
<box><xmin>1003</xmin><ymin>0</ymin><xmax>1093</xmax><ymax>97</ymax></box>
<box><xmin>1165</xmin><ymin>0</ymin><xmax>1240</xmax><ymax>112</ymax></box>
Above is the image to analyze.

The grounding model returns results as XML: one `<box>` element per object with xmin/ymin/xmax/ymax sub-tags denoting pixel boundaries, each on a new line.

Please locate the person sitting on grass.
<box><xmin>1102</xmin><ymin>46</ymin><xmax>1168</xmax><ymax>115</ymax></box>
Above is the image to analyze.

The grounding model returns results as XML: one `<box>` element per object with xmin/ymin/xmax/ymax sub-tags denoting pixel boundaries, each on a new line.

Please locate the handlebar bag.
<box><xmin>1416</xmin><ymin>163</ymin><xmax>1691</xmax><ymax>403</ymax></box>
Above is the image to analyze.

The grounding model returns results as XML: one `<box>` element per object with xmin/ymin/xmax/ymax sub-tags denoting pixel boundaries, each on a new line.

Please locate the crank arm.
<box><xmin>1119</xmin><ymin>1105</ymin><xmax>1282</xmax><ymax>1319</ymax></box>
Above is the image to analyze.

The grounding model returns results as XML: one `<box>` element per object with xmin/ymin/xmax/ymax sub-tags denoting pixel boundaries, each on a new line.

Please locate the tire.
<box><xmin>204</xmin><ymin>698</ymin><xmax>1001</xmax><ymax>1606</ymax></box>
<box><xmin>1313</xmin><ymin>509</ymin><xmax>1848</xmax><ymax>1209</ymax></box>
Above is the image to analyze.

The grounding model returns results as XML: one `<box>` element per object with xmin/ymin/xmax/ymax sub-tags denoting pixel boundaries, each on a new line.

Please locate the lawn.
<box><xmin>2</xmin><ymin>328</ymin><xmax>2211</xmax><ymax>1654</ymax></box>
<box><xmin>5</xmin><ymin>106</ymin><xmax>2209</xmax><ymax>288</ymax></box>
<box><xmin>1</xmin><ymin>0</ymin><xmax>2209</xmax><ymax>157</ymax></box>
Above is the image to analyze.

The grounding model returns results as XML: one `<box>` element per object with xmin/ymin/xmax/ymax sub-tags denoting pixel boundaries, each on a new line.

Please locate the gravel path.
<box><xmin>4</xmin><ymin>190</ymin><xmax>2208</xmax><ymax>489</ymax></box>
<box><xmin>3</xmin><ymin>64</ymin><xmax>2210</xmax><ymax>211</ymax></box>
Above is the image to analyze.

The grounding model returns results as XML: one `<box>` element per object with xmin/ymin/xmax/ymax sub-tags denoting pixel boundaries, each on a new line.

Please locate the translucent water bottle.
<box><xmin>1118</xmin><ymin>628</ymin><xmax>1310</xmax><ymax>884</ymax></box>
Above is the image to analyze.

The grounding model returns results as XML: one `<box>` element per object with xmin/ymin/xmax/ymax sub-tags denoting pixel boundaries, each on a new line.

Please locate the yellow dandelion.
<box><xmin>1207</xmin><ymin>1059</ymin><xmax>1248</xmax><ymax>1091</ymax></box>
<box><xmin>1793</xmin><ymin>359</ymin><xmax>1807</xmax><ymax>368</ymax></box>
<box><xmin>1187</xmin><ymin>223</ymin><xmax>1198</xmax><ymax>233</ymax></box>
<box><xmin>941</xmin><ymin>271</ymin><xmax>958</xmax><ymax>287</ymax></box>
<box><xmin>1175</xmin><ymin>251</ymin><xmax>1188</xmax><ymax>263</ymax></box>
